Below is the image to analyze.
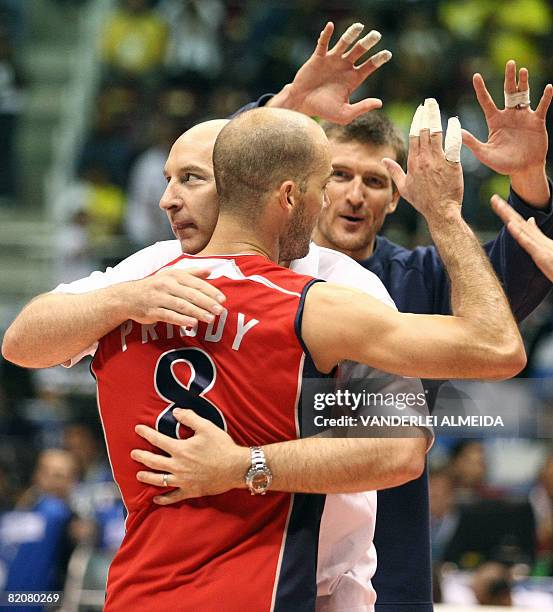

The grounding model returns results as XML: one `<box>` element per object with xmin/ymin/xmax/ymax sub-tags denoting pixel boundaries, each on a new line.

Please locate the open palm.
<box><xmin>286</xmin><ymin>22</ymin><xmax>391</xmax><ymax>124</ymax></box>
<box><xmin>462</xmin><ymin>61</ymin><xmax>552</xmax><ymax>175</ymax></box>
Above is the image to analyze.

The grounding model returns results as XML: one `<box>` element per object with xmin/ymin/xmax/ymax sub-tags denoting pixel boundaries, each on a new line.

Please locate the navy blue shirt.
<box><xmin>364</xmin><ymin>187</ymin><xmax>553</xmax><ymax>611</ymax></box>
<box><xmin>0</xmin><ymin>495</ymin><xmax>73</xmax><ymax>611</ymax></box>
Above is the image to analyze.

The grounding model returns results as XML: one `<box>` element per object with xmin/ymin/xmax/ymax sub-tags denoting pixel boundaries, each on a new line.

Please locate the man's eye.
<box><xmin>331</xmin><ymin>170</ymin><xmax>350</xmax><ymax>180</ymax></box>
<box><xmin>180</xmin><ymin>173</ymin><xmax>203</xmax><ymax>184</ymax></box>
<box><xmin>365</xmin><ymin>177</ymin><xmax>385</xmax><ymax>188</ymax></box>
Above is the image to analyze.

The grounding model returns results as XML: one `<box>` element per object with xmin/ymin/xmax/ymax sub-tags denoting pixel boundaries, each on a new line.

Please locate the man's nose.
<box><xmin>159</xmin><ymin>182</ymin><xmax>182</xmax><ymax>211</ymax></box>
<box><xmin>345</xmin><ymin>178</ymin><xmax>366</xmax><ymax>207</ymax></box>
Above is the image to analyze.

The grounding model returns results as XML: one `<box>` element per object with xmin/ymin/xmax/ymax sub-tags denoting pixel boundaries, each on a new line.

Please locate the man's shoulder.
<box><xmin>146</xmin><ymin>239</ymin><xmax>182</xmax><ymax>255</ymax></box>
<box><xmin>369</xmin><ymin>236</ymin><xmax>441</xmax><ymax>273</ymax></box>
<box><xmin>294</xmin><ymin>243</ymin><xmax>397</xmax><ymax>308</ymax></box>
<box><xmin>120</xmin><ymin>240</ymin><xmax>183</xmax><ymax>276</ymax></box>
<box><xmin>52</xmin><ymin>240</ymin><xmax>182</xmax><ymax>294</ymax></box>
<box><xmin>293</xmin><ymin>242</ymin><xmax>380</xmax><ymax>281</ymax></box>
<box><xmin>141</xmin><ymin>239</ymin><xmax>182</xmax><ymax>262</ymax></box>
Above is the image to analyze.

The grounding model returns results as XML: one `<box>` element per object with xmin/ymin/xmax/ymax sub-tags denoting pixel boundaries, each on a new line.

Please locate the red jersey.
<box><xmin>91</xmin><ymin>254</ymin><xmax>325</xmax><ymax>612</ymax></box>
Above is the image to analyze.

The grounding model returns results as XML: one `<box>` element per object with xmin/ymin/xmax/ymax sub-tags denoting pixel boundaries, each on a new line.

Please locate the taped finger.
<box><xmin>504</xmin><ymin>89</ymin><xmax>530</xmax><ymax>108</ymax></box>
<box><xmin>334</xmin><ymin>22</ymin><xmax>364</xmax><ymax>52</ymax></box>
<box><xmin>444</xmin><ymin>117</ymin><xmax>462</xmax><ymax>163</ymax></box>
<box><xmin>343</xmin><ymin>30</ymin><xmax>382</xmax><ymax>63</ymax></box>
<box><xmin>358</xmin><ymin>29</ymin><xmax>381</xmax><ymax>50</ymax></box>
<box><xmin>409</xmin><ymin>104</ymin><xmax>424</xmax><ymax>137</ymax></box>
<box><xmin>367</xmin><ymin>49</ymin><xmax>392</xmax><ymax>68</ymax></box>
<box><xmin>422</xmin><ymin>98</ymin><xmax>442</xmax><ymax>133</ymax></box>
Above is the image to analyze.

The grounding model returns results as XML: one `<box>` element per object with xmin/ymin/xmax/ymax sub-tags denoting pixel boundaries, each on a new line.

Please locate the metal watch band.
<box><xmin>250</xmin><ymin>446</ymin><xmax>266</xmax><ymax>470</ymax></box>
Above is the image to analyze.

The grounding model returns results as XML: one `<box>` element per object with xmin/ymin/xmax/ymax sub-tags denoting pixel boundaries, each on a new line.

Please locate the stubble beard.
<box><xmin>279</xmin><ymin>203</ymin><xmax>313</xmax><ymax>263</ymax></box>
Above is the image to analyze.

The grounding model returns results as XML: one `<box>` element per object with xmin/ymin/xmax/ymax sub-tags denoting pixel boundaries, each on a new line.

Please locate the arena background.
<box><xmin>1</xmin><ymin>0</ymin><xmax>553</xmax><ymax>609</ymax></box>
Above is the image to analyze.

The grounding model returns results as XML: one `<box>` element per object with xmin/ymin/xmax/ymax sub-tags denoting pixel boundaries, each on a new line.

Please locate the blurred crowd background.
<box><xmin>2</xmin><ymin>0</ymin><xmax>553</xmax><ymax>609</ymax></box>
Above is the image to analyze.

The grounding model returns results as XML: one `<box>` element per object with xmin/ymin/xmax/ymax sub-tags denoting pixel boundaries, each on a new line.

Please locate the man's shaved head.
<box><xmin>160</xmin><ymin>119</ymin><xmax>229</xmax><ymax>254</ymax></box>
<box><xmin>175</xmin><ymin>119</ymin><xmax>229</xmax><ymax>150</ymax></box>
<box><xmin>212</xmin><ymin>108</ymin><xmax>329</xmax><ymax>220</ymax></box>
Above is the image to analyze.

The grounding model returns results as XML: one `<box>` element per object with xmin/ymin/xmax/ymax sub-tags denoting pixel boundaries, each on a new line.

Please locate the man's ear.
<box><xmin>278</xmin><ymin>180</ymin><xmax>297</xmax><ymax>212</ymax></box>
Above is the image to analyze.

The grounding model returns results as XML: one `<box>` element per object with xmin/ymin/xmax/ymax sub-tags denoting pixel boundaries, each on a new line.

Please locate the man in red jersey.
<box><xmin>88</xmin><ymin>107</ymin><xmax>524</xmax><ymax>611</ymax></box>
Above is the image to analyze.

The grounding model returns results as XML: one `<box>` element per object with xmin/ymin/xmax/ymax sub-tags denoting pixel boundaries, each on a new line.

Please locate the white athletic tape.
<box><xmin>341</xmin><ymin>23</ymin><xmax>364</xmax><ymax>45</ymax></box>
<box><xmin>409</xmin><ymin>104</ymin><xmax>424</xmax><ymax>137</ymax></box>
<box><xmin>358</xmin><ymin>30</ymin><xmax>381</xmax><ymax>50</ymax></box>
<box><xmin>444</xmin><ymin>117</ymin><xmax>462</xmax><ymax>163</ymax></box>
<box><xmin>504</xmin><ymin>89</ymin><xmax>530</xmax><ymax>108</ymax></box>
<box><xmin>370</xmin><ymin>49</ymin><xmax>392</xmax><ymax>68</ymax></box>
<box><xmin>422</xmin><ymin>98</ymin><xmax>442</xmax><ymax>133</ymax></box>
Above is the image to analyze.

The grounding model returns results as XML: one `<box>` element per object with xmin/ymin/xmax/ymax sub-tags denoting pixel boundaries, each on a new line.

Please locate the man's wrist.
<box><xmin>421</xmin><ymin>201</ymin><xmax>463</xmax><ymax>229</ymax></box>
<box><xmin>229</xmin><ymin>446</ymin><xmax>251</xmax><ymax>490</ymax></box>
<box><xmin>101</xmin><ymin>282</ymin><xmax>133</xmax><ymax>323</ymax></box>
<box><xmin>510</xmin><ymin>164</ymin><xmax>550</xmax><ymax>209</ymax></box>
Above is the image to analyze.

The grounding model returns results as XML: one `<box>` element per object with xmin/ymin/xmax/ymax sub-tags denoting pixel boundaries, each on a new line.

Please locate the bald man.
<box><xmin>4</xmin><ymin>108</ymin><xmax>525</xmax><ymax>609</ymax></box>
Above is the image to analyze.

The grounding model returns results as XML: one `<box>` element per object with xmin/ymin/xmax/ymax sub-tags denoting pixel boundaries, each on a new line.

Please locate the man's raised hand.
<box><xmin>268</xmin><ymin>21</ymin><xmax>391</xmax><ymax>124</ymax></box>
<box><xmin>382</xmin><ymin>98</ymin><xmax>464</xmax><ymax>222</ymax></box>
<box><xmin>462</xmin><ymin>60</ymin><xmax>553</xmax><ymax>178</ymax></box>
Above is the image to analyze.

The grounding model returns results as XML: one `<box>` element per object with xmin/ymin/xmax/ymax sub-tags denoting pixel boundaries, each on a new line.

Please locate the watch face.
<box><xmin>251</xmin><ymin>471</ymin><xmax>269</xmax><ymax>490</ymax></box>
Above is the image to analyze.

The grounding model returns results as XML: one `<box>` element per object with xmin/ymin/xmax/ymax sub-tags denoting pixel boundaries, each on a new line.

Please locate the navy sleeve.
<box><xmin>484</xmin><ymin>180</ymin><xmax>553</xmax><ymax>322</ymax></box>
<box><xmin>394</xmin><ymin>182</ymin><xmax>553</xmax><ymax>319</ymax></box>
<box><xmin>229</xmin><ymin>93</ymin><xmax>274</xmax><ymax>118</ymax></box>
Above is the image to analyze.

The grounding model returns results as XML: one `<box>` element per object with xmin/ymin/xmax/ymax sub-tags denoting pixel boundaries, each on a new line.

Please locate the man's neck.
<box><xmin>197</xmin><ymin>216</ymin><xmax>276</xmax><ymax>261</ymax></box>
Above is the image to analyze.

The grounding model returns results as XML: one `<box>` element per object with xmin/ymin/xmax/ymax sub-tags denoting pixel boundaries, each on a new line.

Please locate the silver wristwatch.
<box><xmin>245</xmin><ymin>446</ymin><xmax>273</xmax><ymax>495</ymax></box>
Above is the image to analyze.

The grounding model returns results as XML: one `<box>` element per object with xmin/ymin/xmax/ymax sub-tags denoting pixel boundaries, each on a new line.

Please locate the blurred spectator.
<box><xmin>54</xmin><ymin>208</ymin><xmax>99</xmax><ymax>286</ymax></box>
<box><xmin>125</xmin><ymin>114</ymin><xmax>177</xmax><ymax>248</ymax></box>
<box><xmin>64</xmin><ymin>422</ymin><xmax>125</xmax><ymax>553</ymax></box>
<box><xmin>430</xmin><ymin>440</ymin><xmax>535</xmax><ymax>570</ymax></box>
<box><xmin>81</xmin><ymin>164</ymin><xmax>126</xmax><ymax>245</ymax></box>
<box><xmin>449</xmin><ymin>440</ymin><xmax>486</xmax><ymax>499</ymax></box>
<box><xmin>0</xmin><ymin>450</ymin><xmax>77</xmax><ymax>597</ymax></box>
<box><xmin>0</xmin><ymin>25</ymin><xmax>25</xmax><ymax>204</ymax></box>
<box><xmin>23</xmin><ymin>383</ymin><xmax>69</xmax><ymax>451</ymax></box>
<box><xmin>18</xmin><ymin>449</ymin><xmax>77</xmax><ymax>503</ymax></box>
<box><xmin>448</xmin><ymin>440</ymin><xmax>504</xmax><ymax>503</ymax></box>
<box><xmin>157</xmin><ymin>0</ymin><xmax>225</xmax><ymax>81</ymax></box>
<box><xmin>102</xmin><ymin>0</ymin><xmax>168</xmax><ymax>80</ymax></box>
<box><xmin>79</xmin><ymin>83</ymin><xmax>140</xmax><ymax>189</ymax></box>
<box><xmin>157</xmin><ymin>85</ymin><xmax>201</xmax><ymax>122</ymax></box>
<box><xmin>441</xmin><ymin>561</ymin><xmax>553</xmax><ymax>606</ymax></box>
<box><xmin>64</xmin><ymin>421</ymin><xmax>111</xmax><ymax>488</ymax></box>
<box><xmin>55</xmin><ymin>163</ymin><xmax>126</xmax><ymax>259</ymax></box>
<box><xmin>472</xmin><ymin>561</ymin><xmax>513</xmax><ymax>606</ymax></box>
<box><xmin>429</xmin><ymin>466</ymin><xmax>458</xmax><ymax>563</ymax></box>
